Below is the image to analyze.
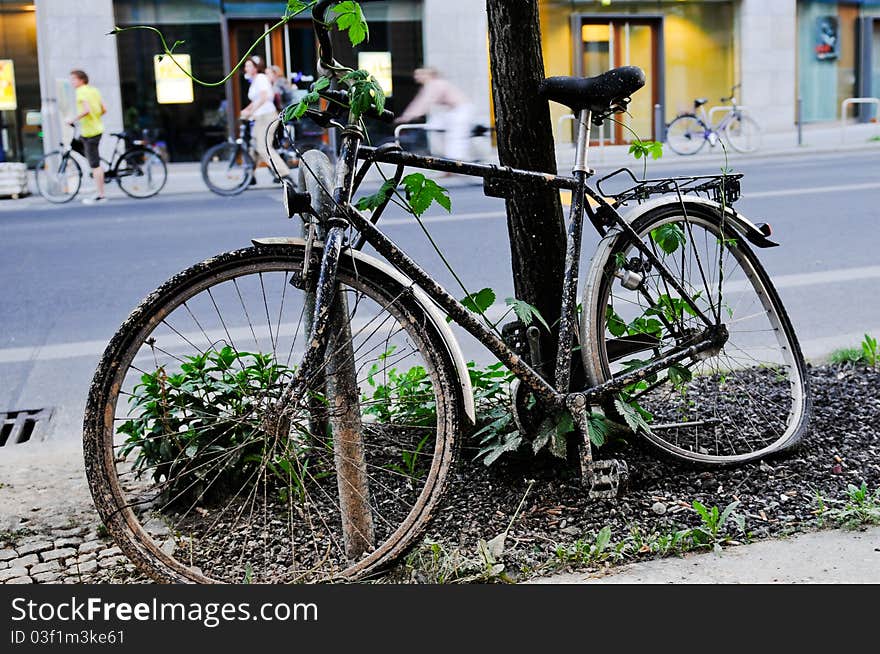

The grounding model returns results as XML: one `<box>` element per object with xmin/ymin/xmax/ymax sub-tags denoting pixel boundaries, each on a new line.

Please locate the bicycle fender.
<box><xmin>618</xmin><ymin>195</ymin><xmax>779</xmax><ymax>248</ymax></box>
<box><xmin>252</xmin><ymin>237</ymin><xmax>476</xmax><ymax>425</ymax></box>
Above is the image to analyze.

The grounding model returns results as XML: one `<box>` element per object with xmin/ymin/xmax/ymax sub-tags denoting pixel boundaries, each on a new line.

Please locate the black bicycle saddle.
<box><xmin>539</xmin><ymin>66</ymin><xmax>646</xmax><ymax>114</ymax></box>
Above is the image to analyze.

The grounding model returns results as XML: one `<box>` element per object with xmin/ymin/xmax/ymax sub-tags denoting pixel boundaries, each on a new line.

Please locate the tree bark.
<box><xmin>486</xmin><ymin>0</ymin><xmax>566</xmax><ymax>375</ymax></box>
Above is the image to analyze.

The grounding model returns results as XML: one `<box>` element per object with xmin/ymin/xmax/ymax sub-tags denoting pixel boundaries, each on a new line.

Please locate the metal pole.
<box><xmin>797</xmin><ymin>96</ymin><xmax>803</xmax><ymax>146</ymax></box>
<box><xmin>654</xmin><ymin>103</ymin><xmax>663</xmax><ymax>142</ymax></box>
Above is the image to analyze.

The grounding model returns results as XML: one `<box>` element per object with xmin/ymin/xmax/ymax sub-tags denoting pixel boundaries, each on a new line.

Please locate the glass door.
<box><xmin>579</xmin><ymin>18</ymin><xmax>660</xmax><ymax>144</ymax></box>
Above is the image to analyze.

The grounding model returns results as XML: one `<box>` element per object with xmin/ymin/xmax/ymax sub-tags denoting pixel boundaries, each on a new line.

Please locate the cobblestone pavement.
<box><xmin>0</xmin><ymin>440</ymin><xmax>146</xmax><ymax>584</ymax></box>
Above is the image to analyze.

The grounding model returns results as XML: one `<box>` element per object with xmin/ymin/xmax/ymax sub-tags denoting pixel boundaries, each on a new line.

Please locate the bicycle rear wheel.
<box><xmin>83</xmin><ymin>244</ymin><xmax>462</xmax><ymax>583</ymax></box>
<box><xmin>724</xmin><ymin>114</ymin><xmax>761</xmax><ymax>153</ymax></box>
<box><xmin>116</xmin><ymin>148</ymin><xmax>168</xmax><ymax>198</ymax></box>
<box><xmin>201</xmin><ymin>142</ymin><xmax>255</xmax><ymax>196</ymax></box>
<box><xmin>665</xmin><ymin>115</ymin><xmax>707</xmax><ymax>156</ymax></box>
<box><xmin>34</xmin><ymin>151</ymin><xmax>82</xmax><ymax>203</ymax></box>
<box><xmin>581</xmin><ymin>202</ymin><xmax>810</xmax><ymax>465</ymax></box>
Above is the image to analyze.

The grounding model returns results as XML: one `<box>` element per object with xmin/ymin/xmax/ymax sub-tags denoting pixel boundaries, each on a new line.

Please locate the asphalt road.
<box><xmin>1</xmin><ymin>149</ymin><xmax>878</xmax><ymax>440</ymax></box>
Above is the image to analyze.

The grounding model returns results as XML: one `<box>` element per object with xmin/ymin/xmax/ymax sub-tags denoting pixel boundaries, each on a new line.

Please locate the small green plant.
<box><xmin>861</xmin><ymin>333</ymin><xmax>878</xmax><ymax>367</ymax></box>
<box><xmin>554</xmin><ymin>526</ymin><xmax>613</xmax><ymax>566</ymax></box>
<box><xmin>117</xmin><ymin>346</ymin><xmax>298</xmax><ymax>505</ymax></box>
<box><xmin>690</xmin><ymin>500</ymin><xmax>746</xmax><ymax>551</ymax></box>
<box><xmin>828</xmin><ymin>348</ymin><xmax>863</xmax><ymax>365</ymax></box>
<box><xmin>822</xmin><ymin>483</ymin><xmax>880</xmax><ymax>529</ymax></box>
<box><xmin>828</xmin><ymin>333</ymin><xmax>878</xmax><ymax>367</ymax></box>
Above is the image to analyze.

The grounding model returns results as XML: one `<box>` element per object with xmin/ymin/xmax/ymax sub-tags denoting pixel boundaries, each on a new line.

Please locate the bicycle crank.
<box><xmin>565</xmin><ymin>395</ymin><xmax>630</xmax><ymax>499</ymax></box>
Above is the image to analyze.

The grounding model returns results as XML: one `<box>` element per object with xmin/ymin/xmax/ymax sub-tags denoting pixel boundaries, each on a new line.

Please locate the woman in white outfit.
<box><xmin>240</xmin><ymin>57</ymin><xmax>290</xmax><ymax>180</ymax></box>
<box><xmin>396</xmin><ymin>67</ymin><xmax>473</xmax><ymax>163</ymax></box>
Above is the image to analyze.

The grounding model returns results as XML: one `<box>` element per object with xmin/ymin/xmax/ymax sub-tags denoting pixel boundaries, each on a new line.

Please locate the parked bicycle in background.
<box><xmin>666</xmin><ymin>84</ymin><xmax>762</xmax><ymax>155</ymax></box>
<box><xmin>34</xmin><ymin>127</ymin><xmax>167</xmax><ymax>203</ymax></box>
<box><xmin>201</xmin><ymin>117</ymin><xmax>329</xmax><ymax>196</ymax></box>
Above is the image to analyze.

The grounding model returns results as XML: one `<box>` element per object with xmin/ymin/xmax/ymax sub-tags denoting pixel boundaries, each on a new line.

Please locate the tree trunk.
<box><xmin>486</xmin><ymin>0</ymin><xmax>566</xmax><ymax>375</ymax></box>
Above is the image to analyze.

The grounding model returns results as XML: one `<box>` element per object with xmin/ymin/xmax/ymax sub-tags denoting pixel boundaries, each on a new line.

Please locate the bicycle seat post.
<box><xmin>573</xmin><ymin>109</ymin><xmax>592</xmax><ymax>174</ymax></box>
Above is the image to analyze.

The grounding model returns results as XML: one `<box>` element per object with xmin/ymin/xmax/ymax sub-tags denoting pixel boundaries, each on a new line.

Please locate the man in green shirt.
<box><xmin>68</xmin><ymin>69</ymin><xmax>107</xmax><ymax>204</ymax></box>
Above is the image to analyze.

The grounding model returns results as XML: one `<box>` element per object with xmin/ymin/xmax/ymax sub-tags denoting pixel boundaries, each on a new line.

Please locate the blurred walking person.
<box><xmin>240</xmin><ymin>57</ymin><xmax>290</xmax><ymax>181</ymax></box>
<box><xmin>68</xmin><ymin>69</ymin><xmax>108</xmax><ymax>204</ymax></box>
<box><xmin>396</xmin><ymin>68</ymin><xmax>473</xmax><ymax>162</ymax></box>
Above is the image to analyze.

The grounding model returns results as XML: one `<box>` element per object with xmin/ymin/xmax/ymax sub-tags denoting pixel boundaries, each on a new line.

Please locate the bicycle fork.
<box><xmin>271</xmin><ymin>124</ymin><xmax>376</xmax><ymax>560</ymax></box>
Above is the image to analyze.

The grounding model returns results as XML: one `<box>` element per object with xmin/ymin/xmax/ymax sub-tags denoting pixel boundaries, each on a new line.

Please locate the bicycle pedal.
<box><xmin>587</xmin><ymin>459</ymin><xmax>629</xmax><ymax>500</ymax></box>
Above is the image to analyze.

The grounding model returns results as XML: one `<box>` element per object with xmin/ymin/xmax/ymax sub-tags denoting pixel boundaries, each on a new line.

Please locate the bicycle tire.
<box><xmin>665</xmin><ymin>114</ymin><xmax>708</xmax><ymax>156</ymax></box>
<box><xmin>34</xmin><ymin>151</ymin><xmax>82</xmax><ymax>203</ymax></box>
<box><xmin>724</xmin><ymin>114</ymin><xmax>762</xmax><ymax>154</ymax></box>
<box><xmin>581</xmin><ymin>202</ymin><xmax>810</xmax><ymax>465</ymax></box>
<box><xmin>201</xmin><ymin>142</ymin><xmax>255</xmax><ymax>196</ymax></box>
<box><xmin>115</xmin><ymin>147</ymin><xmax>168</xmax><ymax>199</ymax></box>
<box><xmin>83</xmin><ymin>242</ymin><xmax>463</xmax><ymax>583</ymax></box>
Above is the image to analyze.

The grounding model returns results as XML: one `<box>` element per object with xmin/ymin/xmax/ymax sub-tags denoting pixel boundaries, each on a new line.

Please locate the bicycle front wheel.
<box><xmin>201</xmin><ymin>142</ymin><xmax>254</xmax><ymax>196</ymax></box>
<box><xmin>665</xmin><ymin>115</ymin><xmax>707</xmax><ymax>156</ymax></box>
<box><xmin>35</xmin><ymin>151</ymin><xmax>82</xmax><ymax>203</ymax></box>
<box><xmin>116</xmin><ymin>148</ymin><xmax>168</xmax><ymax>198</ymax></box>
<box><xmin>724</xmin><ymin>114</ymin><xmax>762</xmax><ymax>153</ymax></box>
<box><xmin>581</xmin><ymin>202</ymin><xmax>810</xmax><ymax>465</ymax></box>
<box><xmin>83</xmin><ymin>244</ymin><xmax>462</xmax><ymax>583</ymax></box>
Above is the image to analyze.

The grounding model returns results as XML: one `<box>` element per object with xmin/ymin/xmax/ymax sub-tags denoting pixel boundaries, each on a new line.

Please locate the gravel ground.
<box><xmin>1</xmin><ymin>363</ymin><xmax>877</xmax><ymax>584</ymax></box>
<box><xmin>406</xmin><ymin>363</ymin><xmax>880</xmax><ymax>581</ymax></box>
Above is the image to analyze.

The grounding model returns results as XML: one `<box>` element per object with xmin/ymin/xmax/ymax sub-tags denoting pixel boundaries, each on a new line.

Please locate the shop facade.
<box><xmin>796</xmin><ymin>0</ymin><xmax>880</xmax><ymax>122</ymax></box>
<box><xmin>540</xmin><ymin>0</ymin><xmax>747</xmax><ymax>142</ymax></box>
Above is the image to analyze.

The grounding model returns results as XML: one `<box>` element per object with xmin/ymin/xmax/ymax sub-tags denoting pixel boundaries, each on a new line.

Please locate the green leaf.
<box><xmin>605</xmin><ymin>306</ymin><xmax>627</xmax><ymax>337</ymax></box>
<box><xmin>692</xmin><ymin>500</ymin><xmax>710</xmax><ymax>523</ymax></box>
<box><xmin>628</xmin><ymin>139</ymin><xmax>663</xmax><ymax>161</ymax></box>
<box><xmin>586</xmin><ymin>412</ymin><xmax>611</xmax><ymax>447</ymax></box>
<box><xmin>288</xmin><ymin>91</ymin><xmax>320</xmax><ymax>120</ymax></box>
<box><xmin>331</xmin><ymin>1</ymin><xmax>369</xmax><ymax>46</ymax></box>
<box><xmin>400</xmin><ymin>173</ymin><xmax>451</xmax><ymax>217</ymax></box>
<box><xmin>614</xmin><ymin>396</ymin><xmax>653</xmax><ymax>435</ymax></box>
<box><xmin>355</xmin><ymin>179</ymin><xmax>397</xmax><ymax>212</ymax></box>
<box><xmin>650</xmin><ymin>223</ymin><xmax>686</xmax><ymax>255</ymax></box>
<box><xmin>594</xmin><ymin>526</ymin><xmax>612</xmax><ymax>555</ymax></box>
<box><xmin>461</xmin><ymin>287</ymin><xmax>496</xmax><ymax>316</ymax></box>
<box><xmin>667</xmin><ymin>363</ymin><xmax>692</xmax><ymax>389</ymax></box>
<box><xmin>285</xmin><ymin>1</ymin><xmax>310</xmax><ymax>17</ymax></box>
<box><xmin>719</xmin><ymin>500</ymin><xmax>741</xmax><ymax>529</ymax></box>
<box><xmin>506</xmin><ymin>298</ymin><xmax>551</xmax><ymax>332</ymax></box>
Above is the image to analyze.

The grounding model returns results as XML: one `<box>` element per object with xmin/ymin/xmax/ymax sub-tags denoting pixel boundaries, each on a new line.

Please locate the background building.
<box><xmin>1</xmin><ymin>0</ymin><xmax>878</xmax><ymax>164</ymax></box>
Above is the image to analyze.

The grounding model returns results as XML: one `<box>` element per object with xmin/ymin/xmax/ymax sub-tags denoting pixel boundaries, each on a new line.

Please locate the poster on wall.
<box><xmin>358</xmin><ymin>52</ymin><xmax>393</xmax><ymax>96</ymax></box>
<box><xmin>815</xmin><ymin>16</ymin><xmax>839</xmax><ymax>61</ymax></box>
<box><xmin>154</xmin><ymin>54</ymin><xmax>195</xmax><ymax>104</ymax></box>
<box><xmin>0</xmin><ymin>60</ymin><xmax>17</xmax><ymax>111</ymax></box>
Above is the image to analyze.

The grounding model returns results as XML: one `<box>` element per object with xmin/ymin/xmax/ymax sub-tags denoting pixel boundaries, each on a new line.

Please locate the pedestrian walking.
<box><xmin>396</xmin><ymin>67</ymin><xmax>473</xmax><ymax>164</ymax></box>
<box><xmin>67</xmin><ymin>69</ymin><xmax>108</xmax><ymax>204</ymax></box>
<box><xmin>240</xmin><ymin>57</ymin><xmax>290</xmax><ymax>181</ymax></box>
<box><xmin>267</xmin><ymin>64</ymin><xmax>296</xmax><ymax>111</ymax></box>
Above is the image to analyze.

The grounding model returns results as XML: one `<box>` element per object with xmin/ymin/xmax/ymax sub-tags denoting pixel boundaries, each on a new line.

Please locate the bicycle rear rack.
<box><xmin>596</xmin><ymin>168</ymin><xmax>743</xmax><ymax>206</ymax></box>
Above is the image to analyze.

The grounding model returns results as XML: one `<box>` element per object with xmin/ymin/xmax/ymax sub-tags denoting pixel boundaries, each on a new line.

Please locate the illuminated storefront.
<box><xmin>540</xmin><ymin>0</ymin><xmax>737</xmax><ymax>143</ymax></box>
<box><xmin>0</xmin><ymin>1</ymin><xmax>41</xmax><ymax>164</ymax></box>
<box><xmin>796</xmin><ymin>0</ymin><xmax>880</xmax><ymax>123</ymax></box>
<box><xmin>112</xmin><ymin>0</ymin><xmax>424</xmax><ymax>161</ymax></box>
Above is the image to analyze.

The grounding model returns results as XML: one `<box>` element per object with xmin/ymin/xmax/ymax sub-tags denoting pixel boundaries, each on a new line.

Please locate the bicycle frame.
<box><xmin>278</xmin><ymin>110</ymin><xmax>722</xmax><ymax>421</ymax></box>
<box><xmin>273</xmin><ymin>0</ymin><xmax>726</xmax><ymax>429</ymax></box>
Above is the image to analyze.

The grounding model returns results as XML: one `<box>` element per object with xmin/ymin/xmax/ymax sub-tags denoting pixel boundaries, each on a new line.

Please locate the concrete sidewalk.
<box><xmin>1</xmin><ymin>121</ymin><xmax>878</xmax><ymax>211</ymax></box>
<box><xmin>530</xmin><ymin>527</ymin><xmax>880</xmax><ymax>584</ymax></box>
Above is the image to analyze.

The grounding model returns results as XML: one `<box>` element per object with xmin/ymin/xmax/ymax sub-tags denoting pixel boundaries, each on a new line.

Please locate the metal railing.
<box><xmin>840</xmin><ymin>97</ymin><xmax>880</xmax><ymax>142</ymax></box>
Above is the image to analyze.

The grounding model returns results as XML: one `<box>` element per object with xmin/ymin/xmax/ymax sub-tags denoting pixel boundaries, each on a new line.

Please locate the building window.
<box><xmin>0</xmin><ymin>0</ymin><xmax>41</xmax><ymax>164</ymax></box>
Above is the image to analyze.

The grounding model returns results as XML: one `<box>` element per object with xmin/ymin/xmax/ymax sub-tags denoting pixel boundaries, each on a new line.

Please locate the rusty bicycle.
<box><xmin>83</xmin><ymin>0</ymin><xmax>810</xmax><ymax>583</ymax></box>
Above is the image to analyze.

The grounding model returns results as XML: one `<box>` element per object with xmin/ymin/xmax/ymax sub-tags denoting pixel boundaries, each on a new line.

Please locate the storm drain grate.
<box><xmin>0</xmin><ymin>408</ymin><xmax>54</xmax><ymax>446</ymax></box>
